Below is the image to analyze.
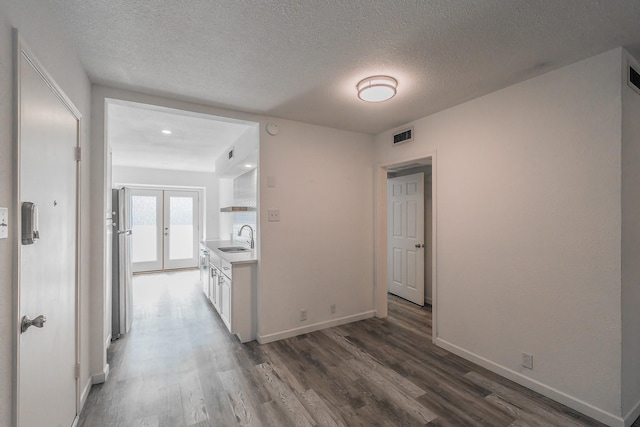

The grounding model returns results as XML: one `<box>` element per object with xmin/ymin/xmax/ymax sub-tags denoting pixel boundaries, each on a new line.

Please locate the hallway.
<box><xmin>79</xmin><ymin>271</ymin><xmax>605</xmax><ymax>426</ymax></box>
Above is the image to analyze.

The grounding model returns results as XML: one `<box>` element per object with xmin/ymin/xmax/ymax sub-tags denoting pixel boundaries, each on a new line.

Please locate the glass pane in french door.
<box><xmin>130</xmin><ymin>189</ymin><xmax>163</xmax><ymax>273</ymax></box>
<box><xmin>164</xmin><ymin>190</ymin><xmax>200</xmax><ymax>270</ymax></box>
<box><xmin>169</xmin><ymin>196</ymin><xmax>194</xmax><ymax>260</ymax></box>
<box><xmin>131</xmin><ymin>195</ymin><xmax>158</xmax><ymax>263</ymax></box>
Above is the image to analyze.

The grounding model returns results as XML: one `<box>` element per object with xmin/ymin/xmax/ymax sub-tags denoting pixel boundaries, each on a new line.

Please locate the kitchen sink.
<box><xmin>217</xmin><ymin>246</ymin><xmax>251</xmax><ymax>253</ymax></box>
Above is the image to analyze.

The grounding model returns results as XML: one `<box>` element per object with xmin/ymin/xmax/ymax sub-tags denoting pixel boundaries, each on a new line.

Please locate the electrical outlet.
<box><xmin>300</xmin><ymin>309</ymin><xmax>307</xmax><ymax>321</ymax></box>
<box><xmin>522</xmin><ymin>352</ymin><xmax>533</xmax><ymax>370</ymax></box>
<box><xmin>330</xmin><ymin>304</ymin><xmax>336</xmax><ymax>314</ymax></box>
<box><xmin>268</xmin><ymin>209</ymin><xmax>280</xmax><ymax>222</ymax></box>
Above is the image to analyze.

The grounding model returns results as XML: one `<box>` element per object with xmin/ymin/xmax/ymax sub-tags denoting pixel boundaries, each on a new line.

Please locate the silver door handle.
<box><xmin>118</xmin><ymin>229</ymin><xmax>132</xmax><ymax>235</ymax></box>
<box><xmin>21</xmin><ymin>314</ymin><xmax>47</xmax><ymax>333</ymax></box>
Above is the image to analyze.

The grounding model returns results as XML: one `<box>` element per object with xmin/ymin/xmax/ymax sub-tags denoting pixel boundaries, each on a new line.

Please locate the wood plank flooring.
<box><xmin>79</xmin><ymin>270</ymin><xmax>609</xmax><ymax>426</ymax></box>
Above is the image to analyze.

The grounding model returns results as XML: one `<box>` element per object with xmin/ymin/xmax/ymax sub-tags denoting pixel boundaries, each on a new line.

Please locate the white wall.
<box><xmin>112</xmin><ymin>165</ymin><xmax>220</xmax><ymax>239</ymax></box>
<box><xmin>215</xmin><ymin>125</ymin><xmax>259</xmax><ymax>178</ymax></box>
<box><xmin>374</xmin><ymin>48</ymin><xmax>625</xmax><ymax>425</ymax></box>
<box><xmin>218</xmin><ymin>177</ymin><xmax>233</xmax><ymax>239</ymax></box>
<box><xmin>0</xmin><ymin>1</ymin><xmax>92</xmax><ymax>424</ymax></box>
<box><xmin>258</xmin><ymin>120</ymin><xmax>375</xmax><ymax>341</ymax></box>
<box><xmin>621</xmin><ymin>52</ymin><xmax>640</xmax><ymax>420</ymax></box>
<box><xmin>90</xmin><ymin>85</ymin><xmax>376</xmax><ymax>372</ymax></box>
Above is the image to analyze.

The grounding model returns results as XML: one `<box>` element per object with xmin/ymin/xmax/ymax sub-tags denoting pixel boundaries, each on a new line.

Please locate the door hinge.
<box><xmin>75</xmin><ymin>363</ymin><xmax>80</xmax><ymax>379</ymax></box>
<box><xmin>75</xmin><ymin>147</ymin><xmax>81</xmax><ymax>162</ymax></box>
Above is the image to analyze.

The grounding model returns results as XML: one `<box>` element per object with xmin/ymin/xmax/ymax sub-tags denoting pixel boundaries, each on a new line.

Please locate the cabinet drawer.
<box><xmin>209</xmin><ymin>251</ymin><xmax>221</xmax><ymax>269</ymax></box>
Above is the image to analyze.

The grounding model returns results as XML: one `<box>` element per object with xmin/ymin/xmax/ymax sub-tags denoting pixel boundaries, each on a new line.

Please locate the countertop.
<box><xmin>201</xmin><ymin>240</ymin><xmax>257</xmax><ymax>265</ymax></box>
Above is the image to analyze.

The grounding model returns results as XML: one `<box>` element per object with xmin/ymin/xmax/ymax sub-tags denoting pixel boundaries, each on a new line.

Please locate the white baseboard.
<box><xmin>257</xmin><ymin>311</ymin><xmax>375</xmax><ymax>344</ymax></box>
<box><xmin>105</xmin><ymin>333</ymin><xmax>112</xmax><ymax>350</ymax></box>
<box><xmin>80</xmin><ymin>377</ymin><xmax>92</xmax><ymax>409</ymax></box>
<box><xmin>91</xmin><ymin>363</ymin><xmax>110</xmax><ymax>385</ymax></box>
<box><xmin>623</xmin><ymin>396</ymin><xmax>640</xmax><ymax>426</ymax></box>
<box><xmin>435</xmin><ymin>338</ymin><xmax>624</xmax><ymax>427</ymax></box>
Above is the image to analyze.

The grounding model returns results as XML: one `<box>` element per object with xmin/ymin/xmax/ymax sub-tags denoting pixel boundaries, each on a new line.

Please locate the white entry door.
<box><xmin>17</xmin><ymin>42</ymin><xmax>79</xmax><ymax>426</ymax></box>
<box><xmin>131</xmin><ymin>189</ymin><xmax>200</xmax><ymax>272</ymax></box>
<box><xmin>387</xmin><ymin>173</ymin><xmax>425</xmax><ymax>305</ymax></box>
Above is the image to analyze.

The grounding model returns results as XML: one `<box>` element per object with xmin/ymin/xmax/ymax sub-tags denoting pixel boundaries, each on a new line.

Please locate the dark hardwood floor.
<box><xmin>79</xmin><ymin>270</ymin><xmax>609</xmax><ymax>426</ymax></box>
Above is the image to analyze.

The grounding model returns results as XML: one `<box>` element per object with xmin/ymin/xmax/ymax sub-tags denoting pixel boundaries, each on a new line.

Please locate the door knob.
<box><xmin>415</xmin><ymin>244</ymin><xmax>425</xmax><ymax>248</ymax></box>
<box><xmin>21</xmin><ymin>314</ymin><xmax>47</xmax><ymax>333</ymax></box>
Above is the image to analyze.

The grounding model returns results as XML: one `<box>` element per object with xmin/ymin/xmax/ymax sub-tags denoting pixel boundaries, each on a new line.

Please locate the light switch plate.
<box><xmin>0</xmin><ymin>207</ymin><xmax>8</xmax><ymax>239</ymax></box>
<box><xmin>268</xmin><ymin>209</ymin><xmax>280</xmax><ymax>222</ymax></box>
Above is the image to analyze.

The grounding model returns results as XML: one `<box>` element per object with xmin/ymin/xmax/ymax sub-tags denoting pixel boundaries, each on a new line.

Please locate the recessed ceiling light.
<box><xmin>244</xmin><ymin>164</ymin><xmax>253</xmax><ymax>168</ymax></box>
<box><xmin>356</xmin><ymin>75</ymin><xmax>398</xmax><ymax>102</ymax></box>
<box><xmin>161</xmin><ymin>129</ymin><xmax>172</xmax><ymax>135</ymax></box>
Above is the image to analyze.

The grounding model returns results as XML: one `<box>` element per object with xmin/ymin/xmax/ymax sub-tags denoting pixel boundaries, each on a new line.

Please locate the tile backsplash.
<box><xmin>232</xmin><ymin>168</ymin><xmax>257</xmax><ymax>246</ymax></box>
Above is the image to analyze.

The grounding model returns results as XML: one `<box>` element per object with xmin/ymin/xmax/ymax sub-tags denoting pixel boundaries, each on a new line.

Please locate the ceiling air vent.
<box><xmin>393</xmin><ymin>127</ymin><xmax>414</xmax><ymax>146</ymax></box>
<box><xmin>629</xmin><ymin>64</ymin><xmax>640</xmax><ymax>96</ymax></box>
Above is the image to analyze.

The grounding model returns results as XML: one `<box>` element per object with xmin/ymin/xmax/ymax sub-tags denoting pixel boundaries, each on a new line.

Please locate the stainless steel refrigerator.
<box><xmin>112</xmin><ymin>187</ymin><xmax>133</xmax><ymax>339</ymax></box>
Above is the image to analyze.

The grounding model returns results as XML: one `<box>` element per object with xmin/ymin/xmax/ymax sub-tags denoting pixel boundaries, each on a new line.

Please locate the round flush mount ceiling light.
<box><xmin>161</xmin><ymin>129</ymin><xmax>172</xmax><ymax>135</ymax></box>
<box><xmin>356</xmin><ymin>75</ymin><xmax>398</xmax><ymax>102</ymax></box>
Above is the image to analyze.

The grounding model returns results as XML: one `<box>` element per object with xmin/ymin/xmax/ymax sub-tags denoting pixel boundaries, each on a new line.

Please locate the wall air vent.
<box><xmin>629</xmin><ymin>64</ymin><xmax>640</xmax><ymax>96</ymax></box>
<box><xmin>393</xmin><ymin>127</ymin><xmax>414</xmax><ymax>146</ymax></box>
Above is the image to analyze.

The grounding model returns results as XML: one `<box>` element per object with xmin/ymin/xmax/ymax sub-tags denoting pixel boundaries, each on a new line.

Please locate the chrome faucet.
<box><xmin>238</xmin><ymin>225</ymin><xmax>255</xmax><ymax>249</ymax></box>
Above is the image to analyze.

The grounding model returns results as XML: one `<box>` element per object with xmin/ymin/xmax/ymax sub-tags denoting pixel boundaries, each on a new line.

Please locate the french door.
<box><xmin>130</xmin><ymin>189</ymin><xmax>200</xmax><ymax>272</ymax></box>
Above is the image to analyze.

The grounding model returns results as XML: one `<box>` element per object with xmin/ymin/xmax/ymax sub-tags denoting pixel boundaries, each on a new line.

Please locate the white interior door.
<box><xmin>163</xmin><ymin>190</ymin><xmax>200</xmax><ymax>270</ymax></box>
<box><xmin>387</xmin><ymin>173</ymin><xmax>425</xmax><ymax>305</ymax></box>
<box><xmin>131</xmin><ymin>189</ymin><xmax>163</xmax><ymax>272</ymax></box>
<box><xmin>18</xmin><ymin>43</ymin><xmax>79</xmax><ymax>427</ymax></box>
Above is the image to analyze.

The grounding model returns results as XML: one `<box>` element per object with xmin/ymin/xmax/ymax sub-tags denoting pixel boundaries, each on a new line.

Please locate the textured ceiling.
<box><xmin>51</xmin><ymin>0</ymin><xmax>640</xmax><ymax>135</ymax></box>
<box><xmin>107</xmin><ymin>102</ymin><xmax>253</xmax><ymax>172</ymax></box>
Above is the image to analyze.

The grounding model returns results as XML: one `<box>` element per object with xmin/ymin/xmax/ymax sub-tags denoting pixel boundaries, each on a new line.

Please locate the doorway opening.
<box><xmin>104</xmin><ymin>99</ymin><xmax>259</xmax><ymax>342</ymax></box>
<box><xmin>376</xmin><ymin>155</ymin><xmax>436</xmax><ymax>340</ymax></box>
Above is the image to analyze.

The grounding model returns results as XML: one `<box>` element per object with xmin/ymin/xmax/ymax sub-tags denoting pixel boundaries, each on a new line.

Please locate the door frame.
<box><xmin>12</xmin><ymin>31</ymin><xmax>83</xmax><ymax>425</ymax></box>
<box><xmin>375</xmin><ymin>152</ymin><xmax>436</xmax><ymax>341</ymax></box>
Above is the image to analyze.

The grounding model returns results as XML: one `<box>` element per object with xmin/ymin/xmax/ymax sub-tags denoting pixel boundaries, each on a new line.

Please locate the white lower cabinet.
<box><xmin>209</xmin><ymin>264</ymin><xmax>217</xmax><ymax>307</ymax></box>
<box><xmin>220</xmin><ymin>274</ymin><xmax>231</xmax><ymax>329</ymax></box>
<box><xmin>205</xmin><ymin>249</ymin><xmax>256</xmax><ymax>343</ymax></box>
<box><xmin>213</xmin><ymin>270</ymin><xmax>221</xmax><ymax>312</ymax></box>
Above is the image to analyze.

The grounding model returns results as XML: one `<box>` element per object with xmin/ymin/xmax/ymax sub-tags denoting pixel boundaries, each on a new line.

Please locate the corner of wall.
<box><xmin>620</xmin><ymin>48</ymin><xmax>640</xmax><ymax>419</ymax></box>
<box><xmin>375</xmin><ymin>47</ymin><xmax>627</xmax><ymax>422</ymax></box>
